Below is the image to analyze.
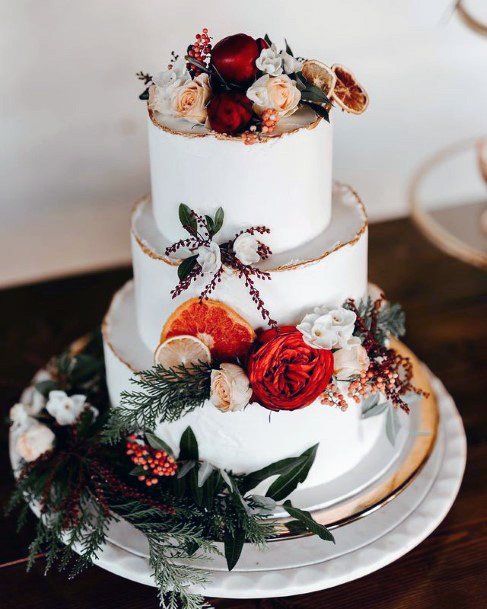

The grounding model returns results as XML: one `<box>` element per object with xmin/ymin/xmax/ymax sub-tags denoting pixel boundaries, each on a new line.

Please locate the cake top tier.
<box><xmin>138</xmin><ymin>30</ymin><xmax>369</xmax><ymax>141</ymax></box>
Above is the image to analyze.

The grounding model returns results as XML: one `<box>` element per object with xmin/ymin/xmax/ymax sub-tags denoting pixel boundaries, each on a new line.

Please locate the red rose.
<box><xmin>248</xmin><ymin>326</ymin><xmax>334</xmax><ymax>412</ymax></box>
<box><xmin>207</xmin><ymin>90</ymin><xmax>253</xmax><ymax>134</ymax></box>
<box><xmin>211</xmin><ymin>33</ymin><xmax>268</xmax><ymax>86</ymax></box>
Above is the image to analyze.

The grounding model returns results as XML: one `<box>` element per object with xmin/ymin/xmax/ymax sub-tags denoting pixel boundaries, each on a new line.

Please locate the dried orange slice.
<box><xmin>301</xmin><ymin>60</ymin><xmax>336</xmax><ymax>97</ymax></box>
<box><xmin>154</xmin><ymin>335</ymin><xmax>211</xmax><ymax>369</ymax></box>
<box><xmin>161</xmin><ymin>298</ymin><xmax>256</xmax><ymax>363</ymax></box>
<box><xmin>331</xmin><ymin>64</ymin><xmax>369</xmax><ymax>114</ymax></box>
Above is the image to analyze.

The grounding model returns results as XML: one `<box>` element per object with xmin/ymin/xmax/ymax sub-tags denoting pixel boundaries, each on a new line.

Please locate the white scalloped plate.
<box><xmin>10</xmin><ymin>371</ymin><xmax>464</xmax><ymax>598</ymax></box>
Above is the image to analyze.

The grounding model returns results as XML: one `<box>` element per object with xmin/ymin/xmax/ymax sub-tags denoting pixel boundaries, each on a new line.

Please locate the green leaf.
<box><xmin>129</xmin><ymin>465</ymin><xmax>146</xmax><ymax>477</ymax></box>
<box><xmin>264</xmin><ymin>33</ymin><xmax>273</xmax><ymax>47</ymax></box>
<box><xmin>185</xmin><ymin>55</ymin><xmax>212</xmax><ymax>76</ymax></box>
<box><xmin>284</xmin><ymin>38</ymin><xmax>293</xmax><ymax>56</ymax></box>
<box><xmin>145</xmin><ymin>431</ymin><xmax>174</xmax><ymax>456</ymax></box>
<box><xmin>282</xmin><ymin>501</ymin><xmax>335</xmax><ymax>543</ymax></box>
<box><xmin>177</xmin><ymin>255</ymin><xmax>198</xmax><ymax>281</ymax></box>
<box><xmin>239</xmin><ymin>455</ymin><xmax>305</xmax><ymax>495</ymax></box>
<box><xmin>224</xmin><ymin>528</ymin><xmax>245</xmax><ymax>571</ymax></box>
<box><xmin>304</xmin><ymin>102</ymin><xmax>330</xmax><ymax>122</ymax></box>
<box><xmin>213</xmin><ymin>207</ymin><xmax>224</xmax><ymax>236</ymax></box>
<box><xmin>385</xmin><ymin>407</ymin><xmax>401</xmax><ymax>446</ymax></box>
<box><xmin>362</xmin><ymin>394</ymin><xmax>389</xmax><ymax>419</ymax></box>
<box><xmin>139</xmin><ymin>88</ymin><xmax>150</xmax><ymax>101</ymax></box>
<box><xmin>178</xmin><ymin>203</ymin><xmax>197</xmax><ymax>234</ymax></box>
<box><xmin>300</xmin><ymin>85</ymin><xmax>332</xmax><ymax>105</ymax></box>
<box><xmin>266</xmin><ymin>444</ymin><xmax>318</xmax><ymax>501</ymax></box>
<box><xmin>204</xmin><ymin>215</ymin><xmax>215</xmax><ymax>236</ymax></box>
<box><xmin>179</xmin><ymin>427</ymin><xmax>199</xmax><ymax>461</ymax></box>
<box><xmin>176</xmin><ymin>460</ymin><xmax>196</xmax><ymax>479</ymax></box>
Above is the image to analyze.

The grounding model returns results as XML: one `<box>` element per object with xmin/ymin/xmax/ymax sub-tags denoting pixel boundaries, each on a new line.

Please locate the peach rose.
<box><xmin>247</xmin><ymin>74</ymin><xmax>301</xmax><ymax>117</ymax></box>
<box><xmin>210</xmin><ymin>363</ymin><xmax>252</xmax><ymax>413</ymax></box>
<box><xmin>172</xmin><ymin>73</ymin><xmax>212</xmax><ymax>125</ymax></box>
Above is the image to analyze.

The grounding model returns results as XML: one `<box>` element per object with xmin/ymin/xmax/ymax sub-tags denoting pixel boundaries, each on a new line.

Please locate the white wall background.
<box><xmin>1</xmin><ymin>0</ymin><xmax>486</xmax><ymax>286</ymax></box>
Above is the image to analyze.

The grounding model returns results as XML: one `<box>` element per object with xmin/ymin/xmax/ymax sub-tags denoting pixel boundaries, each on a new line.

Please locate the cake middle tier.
<box><xmin>148</xmin><ymin>106</ymin><xmax>332</xmax><ymax>254</ymax></box>
<box><xmin>131</xmin><ymin>183</ymin><xmax>368</xmax><ymax>354</ymax></box>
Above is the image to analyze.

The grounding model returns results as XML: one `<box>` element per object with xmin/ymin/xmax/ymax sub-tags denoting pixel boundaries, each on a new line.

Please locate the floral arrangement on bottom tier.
<box><xmin>7</xmin><ymin>292</ymin><xmax>426</xmax><ymax>609</ymax></box>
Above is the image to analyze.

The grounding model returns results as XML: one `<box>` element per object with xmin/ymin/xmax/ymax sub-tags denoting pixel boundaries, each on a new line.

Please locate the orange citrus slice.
<box><xmin>301</xmin><ymin>60</ymin><xmax>336</xmax><ymax>98</ymax></box>
<box><xmin>161</xmin><ymin>298</ymin><xmax>256</xmax><ymax>363</ymax></box>
<box><xmin>154</xmin><ymin>335</ymin><xmax>211</xmax><ymax>369</ymax></box>
<box><xmin>331</xmin><ymin>64</ymin><xmax>369</xmax><ymax>114</ymax></box>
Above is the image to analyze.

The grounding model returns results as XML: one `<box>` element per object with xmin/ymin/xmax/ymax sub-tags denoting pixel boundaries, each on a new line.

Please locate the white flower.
<box><xmin>256</xmin><ymin>44</ymin><xmax>283</xmax><ymax>76</ymax></box>
<box><xmin>196</xmin><ymin>241</ymin><xmax>222</xmax><ymax>275</ymax></box>
<box><xmin>20</xmin><ymin>386</ymin><xmax>46</xmax><ymax>416</ymax></box>
<box><xmin>210</xmin><ymin>363</ymin><xmax>252</xmax><ymax>413</ymax></box>
<box><xmin>233</xmin><ymin>233</ymin><xmax>261</xmax><ymax>266</ymax></box>
<box><xmin>16</xmin><ymin>423</ymin><xmax>55</xmax><ymax>462</ymax></box>
<box><xmin>171</xmin><ymin>73</ymin><xmax>212</xmax><ymax>125</ymax></box>
<box><xmin>46</xmin><ymin>390</ymin><xmax>87</xmax><ymax>426</ymax></box>
<box><xmin>297</xmin><ymin>306</ymin><xmax>357</xmax><ymax>350</ymax></box>
<box><xmin>247</xmin><ymin>74</ymin><xmax>301</xmax><ymax>117</ymax></box>
<box><xmin>9</xmin><ymin>403</ymin><xmax>34</xmax><ymax>431</ymax></box>
<box><xmin>280</xmin><ymin>50</ymin><xmax>303</xmax><ymax>75</ymax></box>
<box><xmin>150</xmin><ymin>58</ymin><xmax>191</xmax><ymax>117</ymax></box>
<box><xmin>333</xmin><ymin>337</ymin><xmax>370</xmax><ymax>379</ymax></box>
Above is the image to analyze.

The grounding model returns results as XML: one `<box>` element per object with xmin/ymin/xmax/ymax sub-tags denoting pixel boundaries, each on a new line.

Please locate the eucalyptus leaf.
<box><xmin>305</xmin><ymin>102</ymin><xmax>330</xmax><ymax>122</ymax></box>
<box><xmin>284</xmin><ymin>38</ymin><xmax>293</xmax><ymax>56</ymax></box>
<box><xmin>179</xmin><ymin>426</ymin><xmax>199</xmax><ymax>461</ymax></box>
<box><xmin>266</xmin><ymin>444</ymin><xmax>318</xmax><ymax>501</ymax></box>
<box><xmin>145</xmin><ymin>431</ymin><xmax>174</xmax><ymax>456</ymax></box>
<box><xmin>178</xmin><ymin>203</ymin><xmax>197</xmax><ymax>234</ymax></box>
<box><xmin>362</xmin><ymin>394</ymin><xmax>390</xmax><ymax>419</ymax></box>
<box><xmin>139</xmin><ymin>88</ymin><xmax>150</xmax><ymax>101</ymax></box>
<box><xmin>385</xmin><ymin>406</ymin><xmax>401</xmax><ymax>446</ymax></box>
<box><xmin>220</xmin><ymin>469</ymin><xmax>236</xmax><ymax>493</ymax></box>
<box><xmin>177</xmin><ymin>255</ymin><xmax>198</xmax><ymax>281</ymax></box>
<box><xmin>300</xmin><ymin>86</ymin><xmax>332</xmax><ymax>105</ymax></box>
<box><xmin>264</xmin><ymin>33</ymin><xmax>273</xmax><ymax>46</ymax></box>
<box><xmin>250</xmin><ymin>495</ymin><xmax>276</xmax><ymax>513</ymax></box>
<box><xmin>35</xmin><ymin>379</ymin><xmax>58</xmax><ymax>398</ymax></box>
<box><xmin>204</xmin><ymin>215</ymin><xmax>215</xmax><ymax>236</ymax></box>
<box><xmin>213</xmin><ymin>207</ymin><xmax>224</xmax><ymax>236</ymax></box>
<box><xmin>224</xmin><ymin>528</ymin><xmax>245</xmax><ymax>571</ymax></box>
<box><xmin>282</xmin><ymin>501</ymin><xmax>335</xmax><ymax>543</ymax></box>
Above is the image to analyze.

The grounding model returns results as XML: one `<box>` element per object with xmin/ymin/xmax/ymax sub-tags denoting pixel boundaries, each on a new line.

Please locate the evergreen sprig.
<box><xmin>104</xmin><ymin>362</ymin><xmax>212</xmax><ymax>443</ymax></box>
<box><xmin>345</xmin><ymin>295</ymin><xmax>406</xmax><ymax>346</ymax></box>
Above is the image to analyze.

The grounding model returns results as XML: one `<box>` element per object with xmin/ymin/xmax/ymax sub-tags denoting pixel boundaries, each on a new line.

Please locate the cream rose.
<box><xmin>297</xmin><ymin>306</ymin><xmax>357</xmax><ymax>350</ymax></box>
<box><xmin>210</xmin><ymin>363</ymin><xmax>252</xmax><ymax>412</ymax></box>
<box><xmin>149</xmin><ymin>58</ymin><xmax>190</xmax><ymax>116</ymax></box>
<box><xmin>233</xmin><ymin>232</ymin><xmax>261</xmax><ymax>265</ymax></box>
<box><xmin>256</xmin><ymin>44</ymin><xmax>283</xmax><ymax>76</ymax></box>
<box><xmin>247</xmin><ymin>74</ymin><xmax>301</xmax><ymax>117</ymax></box>
<box><xmin>46</xmin><ymin>390</ymin><xmax>88</xmax><ymax>426</ymax></box>
<box><xmin>16</xmin><ymin>423</ymin><xmax>55</xmax><ymax>462</ymax></box>
<box><xmin>333</xmin><ymin>337</ymin><xmax>370</xmax><ymax>379</ymax></box>
<box><xmin>171</xmin><ymin>73</ymin><xmax>212</xmax><ymax>125</ymax></box>
<box><xmin>196</xmin><ymin>241</ymin><xmax>221</xmax><ymax>275</ymax></box>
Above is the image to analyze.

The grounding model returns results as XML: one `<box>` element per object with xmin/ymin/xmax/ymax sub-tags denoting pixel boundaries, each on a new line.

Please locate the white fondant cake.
<box><xmin>103</xmin><ymin>281</ymin><xmax>385</xmax><ymax>491</ymax></box>
<box><xmin>148</xmin><ymin>106</ymin><xmax>333</xmax><ymax>254</ymax></box>
<box><xmin>132</xmin><ymin>183</ymin><xmax>367</xmax><ymax>352</ymax></box>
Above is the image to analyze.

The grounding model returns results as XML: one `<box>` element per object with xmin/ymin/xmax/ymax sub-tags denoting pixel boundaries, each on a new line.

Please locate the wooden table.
<box><xmin>1</xmin><ymin>219</ymin><xmax>485</xmax><ymax>608</ymax></box>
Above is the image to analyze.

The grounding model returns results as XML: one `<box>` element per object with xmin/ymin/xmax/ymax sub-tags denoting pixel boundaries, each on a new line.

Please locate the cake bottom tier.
<box><xmin>103</xmin><ymin>281</ymin><xmax>386</xmax><ymax>492</ymax></box>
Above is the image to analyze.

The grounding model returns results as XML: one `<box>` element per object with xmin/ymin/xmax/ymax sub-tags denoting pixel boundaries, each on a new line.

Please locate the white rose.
<box><xmin>150</xmin><ymin>58</ymin><xmax>191</xmax><ymax>116</ymax></box>
<box><xmin>297</xmin><ymin>306</ymin><xmax>356</xmax><ymax>350</ymax></box>
<box><xmin>9</xmin><ymin>403</ymin><xmax>34</xmax><ymax>431</ymax></box>
<box><xmin>333</xmin><ymin>337</ymin><xmax>370</xmax><ymax>379</ymax></box>
<box><xmin>256</xmin><ymin>44</ymin><xmax>283</xmax><ymax>76</ymax></box>
<box><xmin>171</xmin><ymin>73</ymin><xmax>212</xmax><ymax>125</ymax></box>
<box><xmin>46</xmin><ymin>390</ymin><xmax>87</xmax><ymax>426</ymax></box>
<box><xmin>210</xmin><ymin>363</ymin><xmax>252</xmax><ymax>412</ymax></box>
<box><xmin>196</xmin><ymin>241</ymin><xmax>222</xmax><ymax>275</ymax></box>
<box><xmin>280</xmin><ymin>50</ymin><xmax>303</xmax><ymax>75</ymax></box>
<box><xmin>20</xmin><ymin>386</ymin><xmax>46</xmax><ymax>416</ymax></box>
<box><xmin>233</xmin><ymin>233</ymin><xmax>261</xmax><ymax>266</ymax></box>
<box><xmin>247</xmin><ymin>74</ymin><xmax>301</xmax><ymax>117</ymax></box>
<box><xmin>16</xmin><ymin>423</ymin><xmax>55</xmax><ymax>462</ymax></box>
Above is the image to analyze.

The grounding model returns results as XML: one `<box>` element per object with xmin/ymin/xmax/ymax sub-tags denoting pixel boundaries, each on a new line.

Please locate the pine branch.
<box><xmin>103</xmin><ymin>363</ymin><xmax>212</xmax><ymax>443</ymax></box>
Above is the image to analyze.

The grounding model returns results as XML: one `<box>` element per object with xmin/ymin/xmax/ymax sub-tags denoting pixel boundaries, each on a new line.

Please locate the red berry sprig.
<box><xmin>187</xmin><ymin>28</ymin><xmax>212</xmax><ymax>76</ymax></box>
<box><xmin>126</xmin><ymin>435</ymin><xmax>177</xmax><ymax>487</ymax></box>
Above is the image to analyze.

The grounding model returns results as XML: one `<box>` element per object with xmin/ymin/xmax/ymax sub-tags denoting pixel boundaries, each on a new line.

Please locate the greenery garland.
<box><xmin>7</xmin><ymin>331</ymin><xmax>334</xmax><ymax>609</ymax></box>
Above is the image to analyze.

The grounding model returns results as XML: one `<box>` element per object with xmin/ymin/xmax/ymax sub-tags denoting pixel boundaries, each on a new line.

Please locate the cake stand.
<box><xmin>9</xmin><ymin>365</ymin><xmax>465</xmax><ymax>599</ymax></box>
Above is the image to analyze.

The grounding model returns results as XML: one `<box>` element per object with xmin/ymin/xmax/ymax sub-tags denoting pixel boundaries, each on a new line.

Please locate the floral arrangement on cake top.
<box><xmin>137</xmin><ymin>29</ymin><xmax>368</xmax><ymax>140</ymax></box>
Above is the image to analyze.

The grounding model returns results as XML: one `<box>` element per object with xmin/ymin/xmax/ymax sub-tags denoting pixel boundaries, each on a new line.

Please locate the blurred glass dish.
<box><xmin>409</xmin><ymin>137</ymin><xmax>487</xmax><ymax>270</ymax></box>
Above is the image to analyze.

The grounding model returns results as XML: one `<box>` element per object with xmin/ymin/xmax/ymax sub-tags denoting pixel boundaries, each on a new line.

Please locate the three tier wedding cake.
<box><xmin>10</xmin><ymin>30</ymin><xmax>427</xmax><ymax>609</ymax></box>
